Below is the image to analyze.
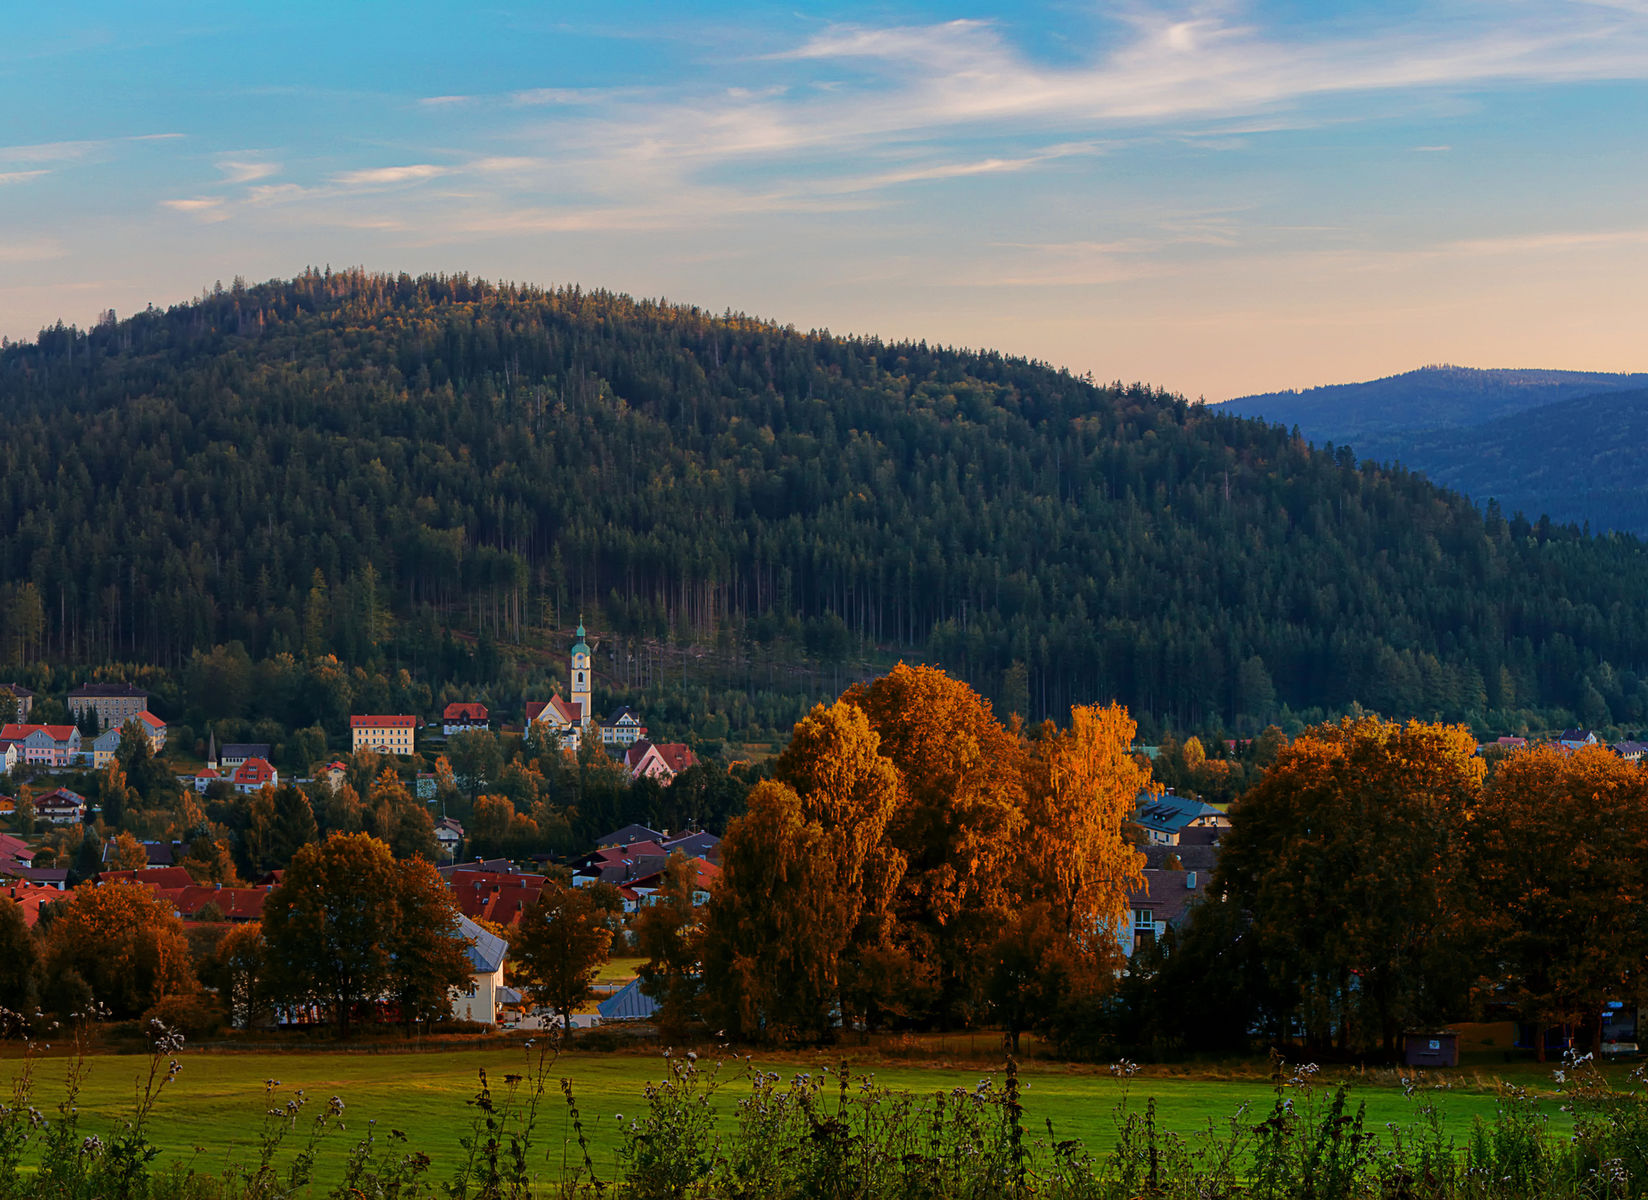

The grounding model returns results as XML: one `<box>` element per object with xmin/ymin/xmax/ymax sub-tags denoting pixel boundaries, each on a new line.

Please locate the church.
<box><xmin>524</xmin><ymin>624</ymin><xmax>648</xmax><ymax>751</ymax></box>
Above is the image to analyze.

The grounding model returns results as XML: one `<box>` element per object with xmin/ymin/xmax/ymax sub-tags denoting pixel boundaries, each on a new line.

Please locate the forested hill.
<box><xmin>3</xmin><ymin>269</ymin><xmax>1648</xmax><ymax>739</ymax></box>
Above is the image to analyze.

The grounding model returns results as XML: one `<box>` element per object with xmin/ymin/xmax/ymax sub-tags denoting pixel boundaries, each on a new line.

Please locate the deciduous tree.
<box><xmin>512</xmin><ymin>878</ymin><xmax>613</xmax><ymax>1037</ymax></box>
<box><xmin>43</xmin><ymin>880</ymin><xmax>195</xmax><ymax>1017</ymax></box>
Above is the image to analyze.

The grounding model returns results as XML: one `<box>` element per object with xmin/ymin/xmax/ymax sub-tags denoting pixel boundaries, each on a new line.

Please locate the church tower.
<box><xmin>570</xmin><ymin>622</ymin><xmax>592</xmax><ymax>728</ymax></box>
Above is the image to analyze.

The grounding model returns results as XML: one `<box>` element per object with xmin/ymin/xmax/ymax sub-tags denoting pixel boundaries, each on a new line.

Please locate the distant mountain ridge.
<box><xmin>1217</xmin><ymin>366</ymin><xmax>1648</xmax><ymax>534</ymax></box>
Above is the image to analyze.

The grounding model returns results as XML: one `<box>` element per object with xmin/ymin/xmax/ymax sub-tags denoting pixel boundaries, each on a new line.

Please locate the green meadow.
<box><xmin>0</xmin><ymin>1041</ymin><xmax>1580</xmax><ymax>1190</ymax></box>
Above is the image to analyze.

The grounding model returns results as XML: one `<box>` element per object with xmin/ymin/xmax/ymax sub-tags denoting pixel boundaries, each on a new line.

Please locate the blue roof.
<box><xmin>457</xmin><ymin>914</ymin><xmax>508</xmax><ymax>974</ymax></box>
<box><xmin>596</xmin><ymin>977</ymin><xmax>660</xmax><ymax>1021</ymax></box>
<box><xmin>1134</xmin><ymin>792</ymin><xmax>1224</xmax><ymax>834</ymax></box>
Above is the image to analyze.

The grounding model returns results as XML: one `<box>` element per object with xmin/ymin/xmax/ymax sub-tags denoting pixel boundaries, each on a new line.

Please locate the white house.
<box><xmin>600</xmin><ymin>707</ymin><xmax>647</xmax><ymax>747</ymax></box>
<box><xmin>452</xmin><ymin>914</ymin><xmax>508</xmax><ymax>1025</ymax></box>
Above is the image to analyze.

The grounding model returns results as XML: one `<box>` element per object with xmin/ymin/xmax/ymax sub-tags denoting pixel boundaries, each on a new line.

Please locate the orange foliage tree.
<box><xmin>1216</xmin><ymin>716</ymin><xmax>1481</xmax><ymax>1056</ymax></box>
<box><xmin>1472</xmin><ymin>744</ymin><xmax>1648</xmax><ymax>1058</ymax></box>
<box><xmin>44</xmin><ymin>880</ymin><xmax>196</xmax><ymax>1017</ymax></box>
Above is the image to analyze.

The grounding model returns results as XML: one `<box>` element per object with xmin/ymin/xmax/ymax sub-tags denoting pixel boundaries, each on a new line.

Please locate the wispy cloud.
<box><xmin>216</xmin><ymin>159</ymin><xmax>279</xmax><ymax>183</ymax></box>
<box><xmin>0</xmin><ymin>237</ymin><xmax>64</xmax><ymax>263</ymax></box>
<box><xmin>331</xmin><ymin>163</ymin><xmax>451</xmax><ymax>186</ymax></box>
<box><xmin>0</xmin><ymin>170</ymin><xmax>49</xmax><ymax>185</ymax></box>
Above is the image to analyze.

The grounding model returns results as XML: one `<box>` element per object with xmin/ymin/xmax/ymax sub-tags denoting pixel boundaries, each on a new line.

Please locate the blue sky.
<box><xmin>3</xmin><ymin>1</ymin><xmax>1646</xmax><ymax>399</ymax></box>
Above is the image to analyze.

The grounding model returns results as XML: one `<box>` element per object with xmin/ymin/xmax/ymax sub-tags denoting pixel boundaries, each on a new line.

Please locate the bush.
<box><xmin>144</xmin><ymin>992</ymin><xmax>223</xmax><ymax>1039</ymax></box>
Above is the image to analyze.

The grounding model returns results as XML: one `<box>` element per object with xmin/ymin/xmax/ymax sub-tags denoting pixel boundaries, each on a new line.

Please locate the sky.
<box><xmin>2</xmin><ymin>1</ymin><xmax>1646</xmax><ymax>401</ymax></box>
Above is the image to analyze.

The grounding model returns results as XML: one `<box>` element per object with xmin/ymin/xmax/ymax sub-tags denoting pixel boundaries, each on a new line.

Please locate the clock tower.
<box><xmin>570</xmin><ymin>623</ymin><xmax>592</xmax><ymax>728</ymax></box>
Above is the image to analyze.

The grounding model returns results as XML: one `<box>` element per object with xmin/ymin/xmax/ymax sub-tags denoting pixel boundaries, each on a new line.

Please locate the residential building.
<box><xmin>2</xmin><ymin>879</ymin><xmax>59</xmax><ymax>926</ymax></box>
<box><xmin>600</xmin><ymin>706</ymin><xmax>646</xmax><ymax>747</ymax></box>
<box><xmin>1615</xmin><ymin>741</ymin><xmax>1648</xmax><ymax>762</ymax></box>
<box><xmin>1119</xmin><ymin>868</ymin><xmax>1205</xmax><ymax>958</ymax></box>
<box><xmin>624</xmin><ymin>740</ymin><xmax>697</xmax><ymax>784</ymax></box>
<box><xmin>193</xmin><ymin>767</ymin><xmax>222</xmax><ymax>792</ymax></box>
<box><xmin>0</xmin><ymin>684</ymin><xmax>33</xmax><ymax>722</ymax></box>
<box><xmin>1133</xmin><ymin>792</ymin><xmax>1230</xmax><ymax>846</ymax></box>
<box><xmin>1559</xmin><ymin>728</ymin><xmax>1599</xmax><ymax>750</ymax></box>
<box><xmin>0</xmin><ymin>740</ymin><xmax>18</xmax><ymax>774</ymax></box>
<box><xmin>452</xmin><ymin>914</ymin><xmax>508</xmax><ymax>1025</ymax></box>
<box><xmin>2</xmin><ymin>724</ymin><xmax>81</xmax><ymax>767</ymax></box>
<box><xmin>231</xmin><ymin>758</ymin><xmax>279</xmax><ymax>793</ymax></box>
<box><xmin>35</xmin><ymin>788</ymin><xmax>86</xmax><ymax>825</ymax></box>
<box><xmin>434</xmin><ymin>817</ymin><xmax>464</xmax><ymax>858</ymax></box>
<box><xmin>444</xmin><ymin>866</ymin><xmax>547</xmax><ymax>926</ymax></box>
<box><xmin>442</xmin><ymin>702</ymin><xmax>489</xmax><ymax>736</ymax></box>
<box><xmin>596</xmin><ymin>823</ymin><xmax>664</xmax><ymax>848</ymax></box>
<box><xmin>350</xmin><ymin>715</ymin><xmax>416</xmax><ymax>755</ymax></box>
<box><xmin>67</xmin><ymin>682</ymin><xmax>150</xmax><ymax>730</ymax></box>
<box><xmin>90</xmin><ymin>727</ymin><xmax>123</xmax><ymax>768</ymax></box>
<box><xmin>596</xmin><ymin>977</ymin><xmax>660</xmax><ymax>1023</ymax></box>
<box><xmin>136</xmin><ymin>711</ymin><xmax>166</xmax><ymax>751</ymax></box>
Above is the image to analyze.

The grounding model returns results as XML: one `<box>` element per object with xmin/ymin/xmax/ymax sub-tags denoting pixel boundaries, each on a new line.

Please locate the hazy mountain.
<box><xmin>1218</xmin><ymin>366</ymin><xmax>1648</xmax><ymax>534</ymax></box>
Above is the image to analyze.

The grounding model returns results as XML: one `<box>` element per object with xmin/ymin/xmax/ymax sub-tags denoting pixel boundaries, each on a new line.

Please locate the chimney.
<box><xmin>1186</xmin><ymin>871</ymin><xmax>1197</xmax><ymax>890</ymax></box>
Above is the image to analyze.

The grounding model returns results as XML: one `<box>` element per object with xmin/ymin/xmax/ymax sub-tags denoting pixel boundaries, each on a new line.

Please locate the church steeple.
<box><xmin>570</xmin><ymin>621</ymin><xmax>592</xmax><ymax>728</ymax></box>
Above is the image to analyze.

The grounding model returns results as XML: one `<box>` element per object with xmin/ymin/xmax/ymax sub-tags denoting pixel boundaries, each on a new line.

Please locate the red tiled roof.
<box><xmin>2</xmin><ymin>881</ymin><xmax>59</xmax><ymax>927</ymax></box>
<box><xmin>1</xmin><ymin>724</ymin><xmax>77</xmax><ymax>742</ymax></box>
<box><xmin>232</xmin><ymin>757</ymin><xmax>276</xmax><ymax>785</ymax></box>
<box><xmin>157</xmin><ymin>885</ymin><xmax>268</xmax><ymax>921</ymax></box>
<box><xmin>350</xmin><ymin>714</ymin><xmax>417</xmax><ymax>728</ymax></box>
<box><xmin>138</xmin><ymin>711</ymin><xmax>165</xmax><ymax>729</ymax></box>
<box><xmin>655</xmin><ymin>743</ymin><xmax>697</xmax><ymax>773</ymax></box>
<box><xmin>443</xmin><ymin>702</ymin><xmax>488</xmax><ymax>721</ymax></box>
<box><xmin>527</xmin><ymin>696</ymin><xmax>580</xmax><ymax>726</ymax></box>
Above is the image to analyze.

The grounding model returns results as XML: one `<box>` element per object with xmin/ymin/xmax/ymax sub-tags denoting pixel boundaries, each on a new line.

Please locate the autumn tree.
<box><xmin>0</xmin><ymin>896</ymin><xmax>37</xmax><ymax>1011</ymax></box>
<box><xmin>1472</xmin><ymin>744</ymin><xmax>1648</xmax><ymax>1057</ymax></box>
<box><xmin>211</xmin><ymin>921</ymin><xmax>268</xmax><ymax>1029</ymax></box>
<box><xmin>263</xmin><ymin>832</ymin><xmax>469</xmax><ymax>1034</ymax></box>
<box><xmin>635</xmin><ymin>852</ymin><xmax>706</xmax><ymax>1039</ymax></box>
<box><xmin>703</xmin><ymin>700</ymin><xmax>903</xmax><ymax>1041</ymax></box>
<box><xmin>385</xmin><ymin>856</ymin><xmax>473</xmax><ymax>1030</ymax></box>
<box><xmin>512</xmin><ymin>879</ymin><xmax>614</xmax><ymax>1037</ymax></box>
<box><xmin>843</xmin><ymin>663</ymin><xmax>1025</xmax><ymax>1022</ymax></box>
<box><xmin>1215</xmin><ymin>716</ymin><xmax>1481</xmax><ymax>1056</ymax></box>
<box><xmin>105</xmin><ymin>830</ymin><xmax>149</xmax><ymax>873</ymax></box>
<box><xmin>43</xmin><ymin>881</ymin><xmax>196</xmax><ymax>1017</ymax></box>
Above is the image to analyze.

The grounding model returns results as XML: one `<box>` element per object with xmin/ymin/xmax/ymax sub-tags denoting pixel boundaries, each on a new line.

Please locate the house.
<box><xmin>98</xmin><ymin>865</ymin><xmax>196</xmax><ymax>889</ymax></box>
<box><xmin>600</xmin><ymin>706</ymin><xmax>647</xmax><ymax>747</ymax></box>
<box><xmin>2</xmin><ymin>879</ymin><xmax>58</xmax><ymax>926</ymax></box>
<box><xmin>434</xmin><ymin>817</ymin><xmax>464</xmax><ymax>858</ymax></box>
<box><xmin>34</xmin><ymin>788</ymin><xmax>86</xmax><ymax>826</ymax></box>
<box><xmin>596</xmin><ymin>823</ymin><xmax>664</xmax><ymax>848</ymax></box>
<box><xmin>350</xmin><ymin>715</ymin><xmax>416</xmax><ymax>755</ymax></box>
<box><xmin>89</xmin><ymin>727</ymin><xmax>123</xmax><ymax>768</ymax></box>
<box><xmin>158</xmin><ymin>883</ymin><xmax>269</xmax><ymax>922</ymax></box>
<box><xmin>0</xmin><ymin>684</ymin><xmax>33</xmax><ymax>722</ymax></box>
<box><xmin>624</xmin><ymin>741</ymin><xmax>697</xmax><ymax>784</ymax></box>
<box><xmin>2</xmin><ymin>724</ymin><xmax>81</xmax><ymax>767</ymax></box>
<box><xmin>321</xmin><ymin>760</ymin><xmax>348</xmax><ymax>790</ymax></box>
<box><xmin>444</xmin><ymin>867</ymin><xmax>547</xmax><ymax>926</ymax></box>
<box><xmin>231</xmin><ymin>758</ymin><xmax>279</xmax><ymax>793</ymax></box>
<box><xmin>136</xmin><ymin>711</ymin><xmax>166</xmax><ymax>752</ymax></box>
<box><xmin>0</xmin><ymin>740</ymin><xmax>18</xmax><ymax>774</ymax></box>
<box><xmin>525</xmin><ymin>695</ymin><xmax>583</xmax><ymax>749</ymax></box>
<box><xmin>1119</xmin><ymin>868</ymin><xmax>1205</xmax><ymax>958</ymax></box>
<box><xmin>661</xmin><ymin>830</ymin><xmax>722</xmax><ymax>861</ymax></box>
<box><xmin>215</xmin><ymin>742</ymin><xmax>272</xmax><ymax>772</ymax></box>
<box><xmin>67</xmin><ymin>682</ymin><xmax>151</xmax><ymax>731</ymax></box>
<box><xmin>0</xmin><ymin>832</ymin><xmax>32</xmax><ymax>867</ymax></box>
<box><xmin>1559</xmin><ymin>728</ymin><xmax>1599</xmax><ymax>751</ymax></box>
<box><xmin>1133</xmin><ymin>792</ymin><xmax>1230</xmax><ymax>846</ymax></box>
<box><xmin>452</xmin><ymin>914</ymin><xmax>508</xmax><ymax>1025</ymax></box>
<box><xmin>193</xmin><ymin>767</ymin><xmax>223</xmax><ymax>793</ymax></box>
<box><xmin>624</xmin><ymin>856</ymin><xmax>719</xmax><ymax>912</ymax></box>
<box><xmin>1614</xmin><ymin>741</ymin><xmax>1648</xmax><ymax>762</ymax></box>
<box><xmin>100</xmin><ymin>840</ymin><xmax>183</xmax><ymax>868</ymax></box>
<box><xmin>442</xmin><ymin>702</ymin><xmax>489</xmax><ymax>736</ymax></box>
<box><xmin>570</xmin><ymin>841</ymin><xmax>669</xmax><ymax>889</ymax></box>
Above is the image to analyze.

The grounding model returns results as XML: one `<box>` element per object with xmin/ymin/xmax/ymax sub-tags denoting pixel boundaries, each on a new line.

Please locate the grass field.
<box><xmin>0</xmin><ymin>1039</ymin><xmax>1585</xmax><ymax>1190</ymax></box>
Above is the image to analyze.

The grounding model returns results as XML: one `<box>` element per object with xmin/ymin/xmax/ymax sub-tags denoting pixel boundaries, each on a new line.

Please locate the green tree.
<box><xmin>0</xmin><ymin>896</ymin><xmax>38</xmax><ymax>1011</ymax></box>
<box><xmin>512</xmin><ymin>879</ymin><xmax>614</xmax><ymax>1038</ymax></box>
<box><xmin>635</xmin><ymin>852</ymin><xmax>705</xmax><ymax>1039</ymax></box>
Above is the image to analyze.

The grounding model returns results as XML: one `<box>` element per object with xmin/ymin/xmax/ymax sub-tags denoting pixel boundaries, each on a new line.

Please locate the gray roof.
<box><xmin>1144</xmin><ymin>841</ymin><xmax>1220</xmax><ymax>873</ymax></box>
<box><xmin>596</xmin><ymin>977</ymin><xmax>660</xmax><ymax>1021</ymax></box>
<box><xmin>220</xmin><ymin>743</ymin><xmax>272</xmax><ymax>759</ymax></box>
<box><xmin>597</xmin><ymin>823</ymin><xmax>664</xmax><ymax>848</ymax></box>
<box><xmin>457</xmin><ymin>914</ymin><xmax>509</xmax><ymax>974</ymax></box>
<box><xmin>1127</xmin><ymin>869</ymin><xmax>1206</xmax><ymax>927</ymax></box>
<box><xmin>661</xmin><ymin>831</ymin><xmax>721</xmax><ymax>860</ymax></box>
